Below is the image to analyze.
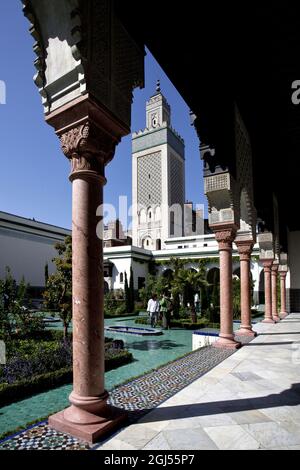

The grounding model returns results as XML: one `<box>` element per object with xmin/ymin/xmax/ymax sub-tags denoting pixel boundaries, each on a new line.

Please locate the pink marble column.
<box><xmin>213</xmin><ymin>228</ymin><xmax>241</xmax><ymax>349</ymax></box>
<box><xmin>235</xmin><ymin>241</ymin><xmax>256</xmax><ymax>337</ymax></box>
<box><xmin>262</xmin><ymin>260</ymin><xmax>275</xmax><ymax>323</ymax></box>
<box><xmin>271</xmin><ymin>264</ymin><xmax>280</xmax><ymax>322</ymax></box>
<box><xmin>280</xmin><ymin>272</ymin><xmax>288</xmax><ymax>318</ymax></box>
<box><xmin>48</xmin><ymin>114</ymin><xmax>127</xmax><ymax>443</ymax></box>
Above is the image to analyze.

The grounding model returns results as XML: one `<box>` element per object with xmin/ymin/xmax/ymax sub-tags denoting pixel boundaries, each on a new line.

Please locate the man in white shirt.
<box><xmin>147</xmin><ymin>294</ymin><xmax>160</xmax><ymax>327</ymax></box>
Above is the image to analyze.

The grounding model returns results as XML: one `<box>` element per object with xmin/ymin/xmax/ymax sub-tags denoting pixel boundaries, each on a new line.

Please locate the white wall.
<box><xmin>108</xmin><ymin>257</ymin><xmax>132</xmax><ymax>291</ymax></box>
<box><xmin>0</xmin><ymin>231</ymin><xmax>59</xmax><ymax>286</ymax></box>
<box><xmin>288</xmin><ymin>231</ymin><xmax>300</xmax><ymax>289</ymax></box>
<box><xmin>131</xmin><ymin>260</ymin><xmax>149</xmax><ymax>290</ymax></box>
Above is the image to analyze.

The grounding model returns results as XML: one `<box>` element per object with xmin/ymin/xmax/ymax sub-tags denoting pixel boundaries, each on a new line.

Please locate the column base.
<box><xmin>48</xmin><ymin>404</ymin><xmax>127</xmax><ymax>444</ymax></box>
<box><xmin>262</xmin><ymin>318</ymin><xmax>276</xmax><ymax>324</ymax></box>
<box><xmin>280</xmin><ymin>312</ymin><xmax>288</xmax><ymax>319</ymax></box>
<box><xmin>213</xmin><ymin>336</ymin><xmax>241</xmax><ymax>350</ymax></box>
<box><xmin>235</xmin><ymin>327</ymin><xmax>257</xmax><ymax>337</ymax></box>
<box><xmin>272</xmin><ymin>315</ymin><xmax>281</xmax><ymax>322</ymax></box>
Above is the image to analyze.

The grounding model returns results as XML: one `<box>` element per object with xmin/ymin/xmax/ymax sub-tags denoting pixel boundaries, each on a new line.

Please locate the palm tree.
<box><xmin>171</xmin><ymin>263</ymin><xmax>209</xmax><ymax>323</ymax></box>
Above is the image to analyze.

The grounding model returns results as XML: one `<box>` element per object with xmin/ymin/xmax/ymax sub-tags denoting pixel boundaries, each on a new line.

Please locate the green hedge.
<box><xmin>0</xmin><ymin>350</ymin><xmax>133</xmax><ymax>407</ymax></box>
<box><xmin>105</xmin><ymin>350</ymin><xmax>133</xmax><ymax>371</ymax></box>
<box><xmin>104</xmin><ymin>311</ymin><xmax>139</xmax><ymax>319</ymax></box>
<box><xmin>0</xmin><ymin>367</ymin><xmax>72</xmax><ymax>407</ymax></box>
<box><xmin>134</xmin><ymin>317</ymin><xmax>220</xmax><ymax>330</ymax></box>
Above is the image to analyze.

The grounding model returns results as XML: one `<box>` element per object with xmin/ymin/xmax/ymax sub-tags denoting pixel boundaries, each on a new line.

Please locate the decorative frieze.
<box><xmin>258</xmin><ymin>232</ymin><xmax>274</xmax><ymax>261</ymax></box>
<box><xmin>22</xmin><ymin>0</ymin><xmax>144</xmax><ymax>128</ymax></box>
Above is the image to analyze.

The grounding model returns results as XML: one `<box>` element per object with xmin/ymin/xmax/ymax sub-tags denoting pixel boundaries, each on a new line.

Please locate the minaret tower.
<box><xmin>132</xmin><ymin>81</ymin><xmax>185</xmax><ymax>249</ymax></box>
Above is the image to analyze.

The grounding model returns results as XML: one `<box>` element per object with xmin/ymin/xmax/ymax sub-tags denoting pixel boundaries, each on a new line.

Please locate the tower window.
<box><xmin>120</xmin><ymin>273</ymin><xmax>124</xmax><ymax>283</ymax></box>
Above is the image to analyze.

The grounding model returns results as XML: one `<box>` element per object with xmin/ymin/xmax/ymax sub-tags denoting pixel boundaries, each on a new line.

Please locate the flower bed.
<box><xmin>0</xmin><ymin>337</ymin><xmax>133</xmax><ymax>406</ymax></box>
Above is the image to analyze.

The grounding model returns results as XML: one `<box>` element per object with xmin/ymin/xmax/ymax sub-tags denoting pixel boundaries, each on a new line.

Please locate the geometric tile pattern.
<box><xmin>137</xmin><ymin>152</ymin><xmax>162</xmax><ymax>207</ymax></box>
<box><xmin>108</xmin><ymin>345</ymin><xmax>233</xmax><ymax>416</ymax></box>
<box><xmin>0</xmin><ymin>336</ymin><xmax>252</xmax><ymax>451</ymax></box>
<box><xmin>0</xmin><ymin>423</ymin><xmax>90</xmax><ymax>450</ymax></box>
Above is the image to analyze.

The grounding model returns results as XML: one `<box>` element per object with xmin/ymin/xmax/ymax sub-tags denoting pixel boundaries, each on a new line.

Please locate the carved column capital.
<box><xmin>279</xmin><ymin>271</ymin><xmax>287</xmax><ymax>280</ymax></box>
<box><xmin>271</xmin><ymin>263</ymin><xmax>279</xmax><ymax>274</ymax></box>
<box><xmin>235</xmin><ymin>240</ymin><xmax>254</xmax><ymax>261</ymax></box>
<box><xmin>59</xmin><ymin>120</ymin><xmax>118</xmax><ymax>182</ymax></box>
<box><xmin>262</xmin><ymin>259</ymin><xmax>273</xmax><ymax>271</ymax></box>
<box><xmin>214</xmin><ymin>227</ymin><xmax>237</xmax><ymax>250</ymax></box>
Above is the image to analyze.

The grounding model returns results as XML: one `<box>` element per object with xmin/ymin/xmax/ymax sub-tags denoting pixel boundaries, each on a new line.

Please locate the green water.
<box><xmin>0</xmin><ymin>317</ymin><xmax>193</xmax><ymax>437</ymax></box>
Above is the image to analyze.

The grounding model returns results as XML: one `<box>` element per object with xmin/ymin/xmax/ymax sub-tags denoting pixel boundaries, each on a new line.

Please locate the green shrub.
<box><xmin>134</xmin><ymin>316</ymin><xmax>219</xmax><ymax>330</ymax></box>
<box><xmin>105</xmin><ymin>350</ymin><xmax>133</xmax><ymax>371</ymax></box>
<box><xmin>0</xmin><ymin>367</ymin><xmax>72</xmax><ymax>407</ymax></box>
<box><xmin>0</xmin><ymin>350</ymin><xmax>133</xmax><ymax>406</ymax></box>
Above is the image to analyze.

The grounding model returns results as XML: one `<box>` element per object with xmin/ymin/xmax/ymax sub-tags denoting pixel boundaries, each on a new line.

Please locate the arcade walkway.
<box><xmin>97</xmin><ymin>314</ymin><xmax>300</xmax><ymax>450</ymax></box>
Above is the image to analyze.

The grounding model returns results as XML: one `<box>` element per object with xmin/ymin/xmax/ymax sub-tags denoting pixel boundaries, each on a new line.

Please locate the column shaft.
<box><xmin>213</xmin><ymin>228</ymin><xmax>241</xmax><ymax>350</ymax></box>
<box><xmin>280</xmin><ymin>272</ymin><xmax>288</xmax><ymax>318</ymax></box>
<box><xmin>262</xmin><ymin>260</ymin><xmax>275</xmax><ymax>323</ymax></box>
<box><xmin>236</xmin><ymin>241</ymin><xmax>256</xmax><ymax>337</ymax></box>
<box><xmin>71</xmin><ymin>175</ymin><xmax>105</xmax><ymax>400</ymax></box>
<box><xmin>48</xmin><ymin>119</ymin><xmax>126</xmax><ymax>443</ymax></box>
<box><xmin>271</xmin><ymin>265</ymin><xmax>280</xmax><ymax>322</ymax></box>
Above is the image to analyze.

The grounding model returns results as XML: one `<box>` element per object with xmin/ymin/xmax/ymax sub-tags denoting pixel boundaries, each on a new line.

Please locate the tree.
<box><xmin>167</xmin><ymin>258</ymin><xmax>185</xmax><ymax>318</ymax></box>
<box><xmin>124</xmin><ymin>272</ymin><xmax>131</xmax><ymax>313</ymax></box>
<box><xmin>232</xmin><ymin>277</ymin><xmax>241</xmax><ymax>320</ymax></box>
<box><xmin>129</xmin><ymin>266</ymin><xmax>135</xmax><ymax>312</ymax></box>
<box><xmin>0</xmin><ymin>276</ymin><xmax>12</xmax><ymax>339</ymax></box>
<box><xmin>0</xmin><ymin>267</ymin><xmax>43</xmax><ymax>339</ymax></box>
<box><xmin>43</xmin><ymin>236</ymin><xmax>72</xmax><ymax>339</ymax></box>
<box><xmin>138</xmin><ymin>274</ymin><xmax>159</xmax><ymax>308</ymax></box>
<box><xmin>44</xmin><ymin>263</ymin><xmax>49</xmax><ymax>286</ymax></box>
<box><xmin>171</xmin><ymin>263</ymin><xmax>209</xmax><ymax>323</ymax></box>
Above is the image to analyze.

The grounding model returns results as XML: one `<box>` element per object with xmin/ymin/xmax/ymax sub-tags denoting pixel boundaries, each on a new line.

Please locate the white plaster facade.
<box><xmin>0</xmin><ymin>210</ymin><xmax>263</xmax><ymax>305</ymax></box>
<box><xmin>0</xmin><ymin>211</ymin><xmax>70</xmax><ymax>287</ymax></box>
<box><xmin>0</xmin><ymin>88</ymin><xmax>265</xmax><ymax>306</ymax></box>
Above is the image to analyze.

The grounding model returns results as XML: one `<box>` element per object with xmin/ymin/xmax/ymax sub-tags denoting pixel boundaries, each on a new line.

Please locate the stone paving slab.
<box><xmin>97</xmin><ymin>314</ymin><xmax>300</xmax><ymax>451</ymax></box>
<box><xmin>0</xmin><ymin>338</ymin><xmax>246</xmax><ymax>450</ymax></box>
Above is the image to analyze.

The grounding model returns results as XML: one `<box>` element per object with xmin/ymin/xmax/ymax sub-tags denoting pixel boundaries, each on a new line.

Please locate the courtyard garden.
<box><xmin>0</xmin><ymin>256</ymin><xmax>133</xmax><ymax>412</ymax></box>
<box><xmin>0</xmin><ymin>236</ymin><xmax>262</xmax><ymax>440</ymax></box>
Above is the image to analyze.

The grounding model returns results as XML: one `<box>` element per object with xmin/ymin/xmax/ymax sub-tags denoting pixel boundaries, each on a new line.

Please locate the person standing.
<box><xmin>160</xmin><ymin>292</ymin><xmax>172</xmax><ymax>329</ymax></box>
<box><xmin>147</xmin><ymin>294</ymin><xmax>160</xmax><ymax>327</ymax></box>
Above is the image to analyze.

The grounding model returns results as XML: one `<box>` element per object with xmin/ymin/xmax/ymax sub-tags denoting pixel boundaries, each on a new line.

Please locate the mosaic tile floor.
<box><xmin>0</xmin><ymin>336</ymin><xmax>251</xmax><ymax>451</ymax></box>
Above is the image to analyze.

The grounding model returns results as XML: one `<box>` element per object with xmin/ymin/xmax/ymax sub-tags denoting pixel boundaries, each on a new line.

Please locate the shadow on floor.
<box><xmin>128</xmin><ymin>340</ymin><xmax>186</xmax><ymax>351</ymax></box>
<box><xmin>258</xmin><ymin>332</ymin><xmax>300</xmax><ymax>336</ymax></box>
<box><xmin>281</xmin><ymin>321</ymin><xmax>300</xmax><ymax>324</ymax></box>
<box><xmin>243</xmin><ymin>341</ymin><xmax>295</xmax><ymax>346</ymax></box>
<box><xmin>129</xmin><ymin>382</ymin><xmax>300</xmax><ymax>424</ymax></box>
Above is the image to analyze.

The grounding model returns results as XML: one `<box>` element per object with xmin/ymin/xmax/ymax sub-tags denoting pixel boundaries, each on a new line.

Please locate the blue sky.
<box><xmin>0</xmin><ymin>1</ymin><xmax>206</xmax><ymax>230</ymax></box>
